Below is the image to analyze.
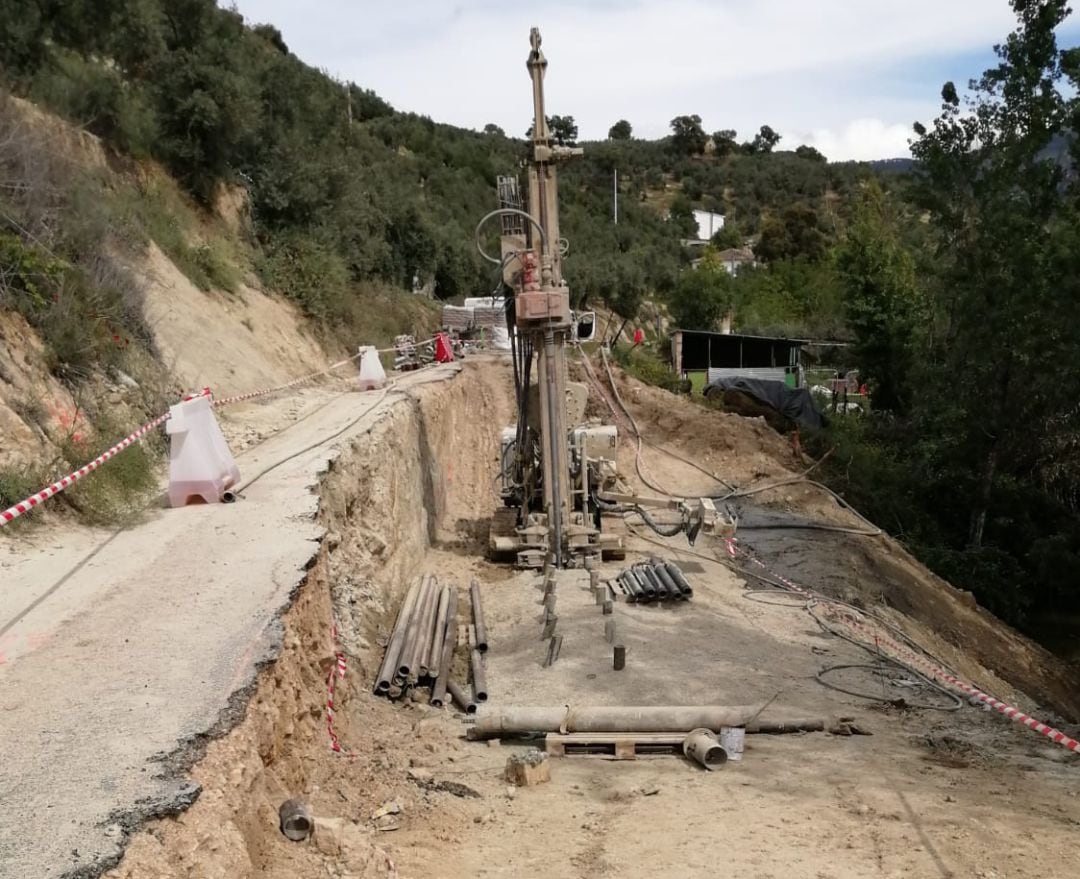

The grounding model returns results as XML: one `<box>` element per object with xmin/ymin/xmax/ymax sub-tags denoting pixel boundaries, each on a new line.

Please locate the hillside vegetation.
<box><xmin>4</xmin><ymin>0</ymin><xmax>1080</xmax><ymax>649</ymax></box>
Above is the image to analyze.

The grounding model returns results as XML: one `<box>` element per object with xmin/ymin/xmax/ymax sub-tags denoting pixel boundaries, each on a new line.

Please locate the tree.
<box><xmin>711</xmin><ymin>129</ymin><xmax>738</xmax><ymax>157</ymax></box>
<box><xmin>548</xmin><ymin>114</ymin><xmax>578</xmax><ymax>145</ymax></box>
<box><xmin>795</xmin><ymin>144</ymin><xmax>826</xmax><ymax>162</ymax></box>
<box><xmin>835</xmin><ymin>181</ymin><xmax>923</xmax><ymax>412</ymax></box>
<box><xmin>711</xmin><ymin>222</ymin><xmax>743</xmax><ymax>250</ymax></box>
<box><xmin>748</xmin><ymin>124</ymin><xmax>781</xmax><ymax>154</ymax></box>
<box><xmin>608</xmin><ymin>119</ymin><xmax>632</xmax><ymax>140</ymax></box>
<box><xmin>667</xmin><ymin>193</ymin><xmax>698</xmax><ymax>238</ymax></box>
<box><xmin>483</xmin><ymin>122</ymin><xmax>504</xmax><ymax>136</ymax></box>
<box><xmin>670</xmin><ymin>114</ymin><xmax>707</xmax><ymax>155</ymax></box>
<box><xmin>668</xmin><ymin>256</ymin><xmax>736</xmax><ymax>330</ymax></box>
<box><xmin>755</xmin><ymin>203</ymin><xmax>827</xmax><ymax>263</ymax></box>
<box><xmin>910</xmin><ymin>0</ymin><xmax>1080</xmax><ymax>548</ymax></box>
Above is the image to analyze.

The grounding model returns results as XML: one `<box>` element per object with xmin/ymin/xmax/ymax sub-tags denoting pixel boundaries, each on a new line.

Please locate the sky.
<box><xmin>228</xmin><ymin>0</ymin><xmax>1080</xmax><ymax>162</ymax></box>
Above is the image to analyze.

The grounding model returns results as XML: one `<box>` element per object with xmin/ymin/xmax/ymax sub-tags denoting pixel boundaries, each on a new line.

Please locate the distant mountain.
<box><xmin>864</xmin><ymin>157</ymin><xmax>917</xmax><ymax>175</ymax></box>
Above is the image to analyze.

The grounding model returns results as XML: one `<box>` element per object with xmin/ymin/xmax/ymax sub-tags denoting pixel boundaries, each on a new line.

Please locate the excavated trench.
<box><xmin>107</xmin><ymin>359</ymin><xmax>516</xmax><ymax>879</ymax></box>
<box><xmin>104</xmin><ymin>355</ymin><xmax>1080</xmax><ymax>879</ymax></box>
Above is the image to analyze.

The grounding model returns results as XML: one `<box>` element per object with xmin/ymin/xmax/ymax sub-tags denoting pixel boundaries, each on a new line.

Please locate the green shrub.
<box><xmin>55</xmin><ymin>414</ymin><xmax>160</xmax><ymax>526</ymax></box>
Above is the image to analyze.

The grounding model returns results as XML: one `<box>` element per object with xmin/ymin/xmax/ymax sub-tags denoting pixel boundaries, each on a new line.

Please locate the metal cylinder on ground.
<box><xmin>471</xmin><ymin>647</ymin><xmax>489</xmax><ymax>702</ymax></box>
<box><xmin>423</xmin><ymin>585</ymin><xmax>450</xmax><ymax>678</ymax></box>
<box><xmin>430</xmin><ymin>588</ymin><xmax>459</xmax><ymax>708</ymax></box>
<box><xmin>613</xmin><ymin>643</ymin><xmax>626</xmax><ymax>670</ymax></box>
<box><xmin>683</xmin><ymin>728</ymin><xmax>728</xmax><ymax>770</ymax></box>
<box><xmin>398</xmin><ymin>575</ymin><xmax>434</xmax><ymax>680</ymax></box>
<box><xmin>747</xmin><ymin>719</ymin><xmax>825</xmax><ymax>734</ymax></box>
<box><xmin>470</xmin><ymin>705</ymin><xmax>763</xmax><ymax>738</ymax></box>
<box><xmin>446</xmin><ymin>679</ymin><xmax>477</xmax><ymax>714</ymax></box>
<box><xmin>639</xmin><ymin>565</ymin><xmax>667</xmax><ymax>600</ymax></box>
<box><xmin>652</xmin><ymin>561</ymin><xmax>684</xmax><ymax>600</ymax></box>
<box><xmin>632</xmin><ymin>567</ymin><xmax>656</xmax><ymax>601</ymax></box>
<box><xmin>279</xmin><ymin>799</ymin><xmax>314</xmax><ymax>841</ymax></box>
<box><xmin>665</xmin><ymin>562</ymin><xmax>693</xmax><ymax>598</ymax></box>
<box><xmin>470</xmin><ymin>578</ymin><xmax>489</xmax><ymax>653</ymax></box>
<box><xmin>374</xmin><ymin>576</ymin><xmax>423</xmax><ymax>694</ymax></box>
<box><xmin>624</xmin><ymin>572</ymin><xmax>645</xmax><ymax>602</ymax></box>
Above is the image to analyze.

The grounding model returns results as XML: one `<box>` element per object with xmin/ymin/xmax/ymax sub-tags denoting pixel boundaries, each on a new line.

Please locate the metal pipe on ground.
<box><xmin>422</xmin><ymin>585</ymin><xmax>451</xmax><ymax>678</ymax></box>
<box><xmin>374</xmin><ymin>576</ymin><xmax>424</xmax><ymax>694</ymax></box>
<box><xmin>470</xmin><ymin>578</ymin><xmax>489</xmax><ymax>653</ymax></box>
<box><xmin>639</xmin><ymin>565</ymin><xmax>667</xmax><ymax>600</ymax></box>
<box><xmin>471</xmin><ymin>647</ymin><xmax>489</xmax><ymax>702</ymax></box>
<box><xmin>631</xmin><ymin>567</ymin><xmax>656</xmax><ymax>601</ymax></box>
<box><xmin>446</xmin><ymin>679</ymin><xmax>477</xmax><ymax>714</ymax></box>
<box><xmin>683</xmin><ymin>728</ymin><xmax>728</xmax><ymax>770</ymax></box>
<box><xmin>665</xmin><ymin>562</ymin><xmax>694</xmax><ymax>598</ymax></box>
<box><xmin>398</xmin><ymin>575</ymin><xmax>435</xmax><ymax>680</ymax></box>
<box><xmin>430</xmin><ymin>589</ymin><xmax>459</xmax><ymax>708</ymax></box>
<box><xmin>279</xmin><ymin>799</ymin><xmax>314</xmax><ymax>841</ymax></box>
<box><xmin>651</xmin><ymin>560</ymin><xmax>684</xmax><ymax>600</ymax></box>
<box><xmin>747</xmin><ymin>719</ymin><xmax>825</xmax><ymax>734</ymax></box>
<box><xmin>470</xmin><ymin>705</ymin><xmax>765</xmax><ymax>738</ymax></box>
<box><xmin>414</xmin><ymin>577</ymin><xmax>442</xmax><ymax>681</ymax></box>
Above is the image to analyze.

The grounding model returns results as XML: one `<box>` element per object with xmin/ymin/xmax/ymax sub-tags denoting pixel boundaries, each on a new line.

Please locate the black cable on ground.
<box><xmin>228</xmin><ymin>386</ymin><xmax>392</xmax><ymax>498</ymax></box>
<box><xmin>815</xmin><ymin>663</ymin><xmax>964</xmax><ymax>712</ymax></box>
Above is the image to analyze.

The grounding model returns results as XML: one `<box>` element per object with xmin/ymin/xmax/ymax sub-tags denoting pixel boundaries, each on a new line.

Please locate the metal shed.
<box><xmin>670</xmin><ymin>329</ymin><xmax>805</xmax><ymax>388</ymax></box>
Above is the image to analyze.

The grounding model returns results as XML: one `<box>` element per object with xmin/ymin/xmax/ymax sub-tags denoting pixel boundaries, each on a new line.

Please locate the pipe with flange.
<box><xmin>447</xmin><ymin>679</ymin><xmax>477</xmax><ymax>714</ymax></box>
<box><xmin>470</xmin><ymin>578</ymin><xmax>489</xmax><ymax>653</ymax></box>
<box><xmin>470</xmin><ymin>704</ymin><xmax>765</xmax><ymax>738</ymax></box>
<box><xmin>374</xmin><ymin>576</ymin><xmax>423</xmax><ymax>694</ymax></box>
<box><xmin>430</xmin><ymin>588</ymin><xmax>459</xmax><ymax>708</ymax></box>
<box><xmin>683</xmin><ymin>728</ymin><xmax>728</xmax><ymax>770</ymax></box>
<box><xmin>279</xmin><ymin>799</ymin><xmax>314</xmax><ymax>841</ymax></box>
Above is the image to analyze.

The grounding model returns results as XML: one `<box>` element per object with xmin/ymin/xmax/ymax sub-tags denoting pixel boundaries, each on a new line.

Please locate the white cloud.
<box><xmin>231</xmin><ymin>0</ymin><xmax>1076</xmax><ymax>160</ymax></box>
<box><xmin>790</xmin><ymin>119</ymin><xmax>916</xmax><ymax>162</ymax></box>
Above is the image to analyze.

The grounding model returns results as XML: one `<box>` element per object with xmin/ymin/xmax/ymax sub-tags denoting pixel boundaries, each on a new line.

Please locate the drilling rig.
<box><xmin>481</xmin><ymin>28</ymin><xmax>732</xmax><ymax>569</ymax></box>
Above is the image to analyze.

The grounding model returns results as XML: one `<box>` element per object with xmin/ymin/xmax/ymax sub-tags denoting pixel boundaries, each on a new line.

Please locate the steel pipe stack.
<box><xmin>615</xmin><ymin>559</ymin><xmax>693</xmax><ymax>604</ymax></box>
<box><xmin>373</xmin><ymin>575</ymin><xmax>463</xmax><ymax>703</ymax></box>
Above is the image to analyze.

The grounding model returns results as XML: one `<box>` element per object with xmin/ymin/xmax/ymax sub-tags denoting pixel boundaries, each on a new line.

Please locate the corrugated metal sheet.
<box><xmin>707</xmin><ymin>367</ymin><xmax>787</xmax><ymax>384</ymax></box>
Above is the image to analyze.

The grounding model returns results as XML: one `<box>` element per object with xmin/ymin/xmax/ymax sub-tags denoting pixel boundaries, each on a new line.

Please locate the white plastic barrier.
<box><xmin>357</xmin><ymin>346</ymin><xmax>387</xmax><ymax>390</ymax></box>
<box><xmin>166</xmin><ymin>393</ymin><xmax>240</xmax><ymax>507</ymax></box>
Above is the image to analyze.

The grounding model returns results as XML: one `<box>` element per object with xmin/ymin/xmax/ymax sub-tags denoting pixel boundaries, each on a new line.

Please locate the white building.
<box><xmin>692</xmin><ymin>209</ymin><xmax>725</xmax><ymax>242</ymax></box>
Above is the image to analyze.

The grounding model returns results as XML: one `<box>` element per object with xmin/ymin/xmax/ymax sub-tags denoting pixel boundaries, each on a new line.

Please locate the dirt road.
<box><xmin>0</xmin><ymin>365</ymin><xmax>459</xmax><ymax>879</ymax></box>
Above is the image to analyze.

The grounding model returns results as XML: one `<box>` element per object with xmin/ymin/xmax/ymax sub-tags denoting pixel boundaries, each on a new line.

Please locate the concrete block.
<box><xmin>505</xmin><ymin>750</ymin><xmax>551</xmax><ymax>786</ymax></box>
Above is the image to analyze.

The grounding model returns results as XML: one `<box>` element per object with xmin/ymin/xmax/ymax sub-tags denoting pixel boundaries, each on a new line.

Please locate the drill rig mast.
<box><xmin>482</xmin><ymin>28</ymin><xmax>618</xmax><ymax>568</ymax></box>
<box><xmin>482</xmin><ymin>29</ymin><xmax>733</xmax><ymax>568</ymax></box>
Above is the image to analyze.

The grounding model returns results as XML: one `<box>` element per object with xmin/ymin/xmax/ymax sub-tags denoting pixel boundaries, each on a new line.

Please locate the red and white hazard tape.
<box><xmin>731</xmin><ymin>543</ymin><xmax>1079</xmax><ymax>753</ymax></box>
<box><xmin>0</xmin><ymin>349</ymin><xmax>373</xmax><ymax>528</ymax></box>
<box><xmin>1</xmin><ymin>412</ymin><xmax>170</xmax><ymax>526</ymax></box>
<box><xmin>374</xmin><ymin>335</ymin><xmax>438</xmax><ymax>354</ymax></box>
<box><xmin>326</xmin><ymin>627</ymin><xmax>348</xmax><ymax>754</ymax></box>
<box><xmin>211</xmin><ymin>353</ymin><xmax>362</xmax><ymax>409</ymax></box>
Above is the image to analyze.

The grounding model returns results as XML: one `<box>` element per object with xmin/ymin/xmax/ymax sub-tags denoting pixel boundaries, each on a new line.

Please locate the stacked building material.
<box><xmin>373</xmin><ymin>575</ymin><xmax>491</xmax><ymax>710</ymax></box>
<box><xmin>373</xmin><ymin>575</ymin><xmax>458</xmax><ymax>703</ymax></box>
<box><xmin>615</xmin><ymin>558</ymin><xmax>694</xmax><ymax>604</ymax></box>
